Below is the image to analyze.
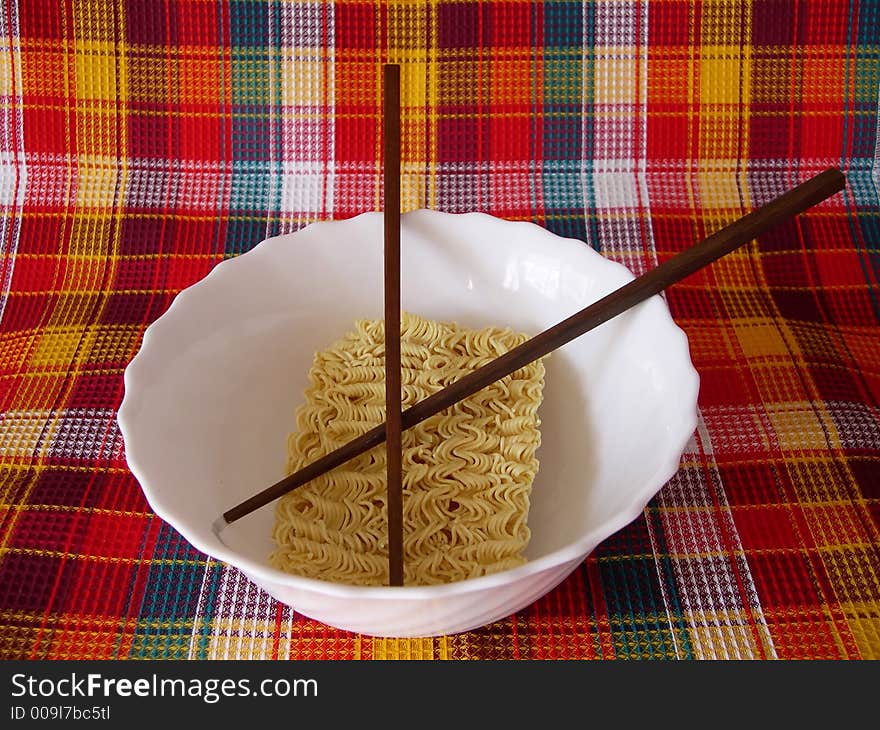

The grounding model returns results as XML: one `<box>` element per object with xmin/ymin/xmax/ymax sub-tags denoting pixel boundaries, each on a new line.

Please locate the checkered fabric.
<box><xmin>1</xmin><ymin>0</ymin><xmax>878</xmax><ymax>660</ymax></box>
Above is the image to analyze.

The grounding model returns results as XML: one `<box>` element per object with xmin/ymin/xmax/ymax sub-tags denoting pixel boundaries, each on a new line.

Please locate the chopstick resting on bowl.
<box><xmin>216</xmin><ymin>168</ymin><xmax>846</xmax><ymax>531</ymax></box>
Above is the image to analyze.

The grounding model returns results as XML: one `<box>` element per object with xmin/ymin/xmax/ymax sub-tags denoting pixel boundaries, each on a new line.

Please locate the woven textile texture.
<box><xmin>0</xmin><ymin>0</ymin><xmax>878</xmax><ymax>660</ymax></box>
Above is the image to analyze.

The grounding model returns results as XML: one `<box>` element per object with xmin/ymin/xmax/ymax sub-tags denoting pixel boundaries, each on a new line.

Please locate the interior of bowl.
<box><xmin>119</xmin><ymin>210</ymin><xmax>699</xmax><ymax>590</ymax></box>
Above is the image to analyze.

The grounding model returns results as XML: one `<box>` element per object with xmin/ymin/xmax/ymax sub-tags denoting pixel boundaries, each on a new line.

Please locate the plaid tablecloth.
<box><xmin>0</xmin><ymin>0</ymin><xmax>878</xmax><ymax>660</ymax></box>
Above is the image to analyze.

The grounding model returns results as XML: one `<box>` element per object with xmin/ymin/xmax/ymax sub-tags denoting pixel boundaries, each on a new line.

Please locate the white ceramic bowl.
<box><xmin>118</xmin><ymin>210</ymin><xmax>699</xmax><ymax>637</ymax></box>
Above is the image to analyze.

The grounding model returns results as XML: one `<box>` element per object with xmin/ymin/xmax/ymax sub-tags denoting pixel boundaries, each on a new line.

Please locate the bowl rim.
<box><xmin>118</xmin><ymin>209</ymin><xmax>700</xmax><ymax>599</ymax></box>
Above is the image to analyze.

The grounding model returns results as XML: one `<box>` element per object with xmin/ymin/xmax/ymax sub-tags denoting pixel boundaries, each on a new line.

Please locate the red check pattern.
<box><xmin>0</xmin><ymin>1</ymin><xmax>878</xmax><ymax>659</ymax></box>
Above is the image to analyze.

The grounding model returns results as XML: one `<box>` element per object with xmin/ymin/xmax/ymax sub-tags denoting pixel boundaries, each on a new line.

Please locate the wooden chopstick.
<box><xmin>383</xmin><ymin>64</ymin><xmax>404</xmax><ymax>587</ymax></box>
<box><xmin>220</xmin><ymin>168</ymin><xmax>846</xmax><ymax>527</ymax></box>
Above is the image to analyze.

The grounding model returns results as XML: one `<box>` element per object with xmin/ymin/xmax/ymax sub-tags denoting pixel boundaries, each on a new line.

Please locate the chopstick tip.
<box><xmin>212</xmin><ymin>514</ymin><xmax>230</xmax><ymax>536</ymax></box>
